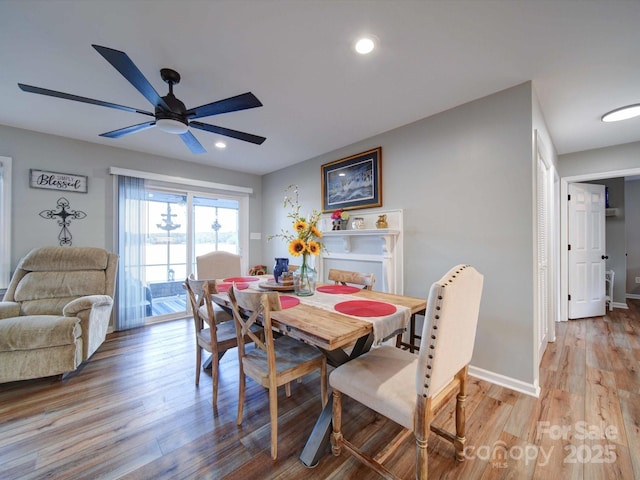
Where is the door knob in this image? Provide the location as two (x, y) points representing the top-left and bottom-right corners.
(602, 255), (609, 260)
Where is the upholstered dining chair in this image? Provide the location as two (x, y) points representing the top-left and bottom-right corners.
(327, 268), (375, 290)
(330, 264), (483, 479)
(184, 277), (259, 409)
(196, 250), (242, 281)
(228, 286), (328, 460)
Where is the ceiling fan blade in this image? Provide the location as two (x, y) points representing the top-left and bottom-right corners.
(18, 83), (154, 116)
(189, 121), (266, 145)
(92, 44), (169, 111)
(185, 92), (263, 120)
(99, 121), (156, 138)
(179, 131), (207, 154)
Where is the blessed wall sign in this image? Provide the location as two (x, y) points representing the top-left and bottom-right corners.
(30, 169), (88, 193)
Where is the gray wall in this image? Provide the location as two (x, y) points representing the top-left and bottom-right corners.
(559, 141), (640, 177)
(0, 125), (263, 270)
(262, 82), (542, 386)
(626, 180), (640, 296)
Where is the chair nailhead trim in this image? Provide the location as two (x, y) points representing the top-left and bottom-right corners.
(421, 264), (472, 397)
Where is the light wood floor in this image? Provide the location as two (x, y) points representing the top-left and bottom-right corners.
(1, 300), (639, 479)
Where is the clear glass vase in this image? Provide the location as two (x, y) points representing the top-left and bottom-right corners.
(293, 254), (316, 296)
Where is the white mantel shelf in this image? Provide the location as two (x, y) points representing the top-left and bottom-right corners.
(321, 229), (400, 255)
(318, 210), (403, 294)
(322, 229), (400, 237)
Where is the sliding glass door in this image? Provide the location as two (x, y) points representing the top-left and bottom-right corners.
(119, 185), (242, 325)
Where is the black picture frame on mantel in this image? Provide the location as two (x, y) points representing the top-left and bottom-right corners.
(321, 147), (382, 213)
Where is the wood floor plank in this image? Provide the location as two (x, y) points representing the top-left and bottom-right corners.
(618, 389), (640, 479)
(584, 367), (627, 448)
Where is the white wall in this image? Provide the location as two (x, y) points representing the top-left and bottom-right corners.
(262, 82), (539, 388)
(0, 125), (263, 270)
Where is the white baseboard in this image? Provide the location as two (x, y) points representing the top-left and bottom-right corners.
(626, 293), (640, 300)
(611, 302), (629, 310)
(468, 365), (540, 398)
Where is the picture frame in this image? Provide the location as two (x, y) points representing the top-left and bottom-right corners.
(321, 147), (382, 212)
(30, 169), (88, 193)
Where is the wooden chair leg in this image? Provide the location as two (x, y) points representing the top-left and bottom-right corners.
(269, 382), (279, 459)
(454, 368), (468, 461)
(331, 390), (343, 455)
(211, 350), (219, 408)
(195, 346), (201, 386)
(415, 397), (432, 480)
(285, 382), (291, 397)
(237, 371), (245, 425)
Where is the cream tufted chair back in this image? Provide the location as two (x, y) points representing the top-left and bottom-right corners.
(417, 264), (484, 399)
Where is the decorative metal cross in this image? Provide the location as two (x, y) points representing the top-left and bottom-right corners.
(39, 197), (87, 246)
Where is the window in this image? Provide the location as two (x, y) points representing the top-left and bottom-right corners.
(0, 156), (11, 288)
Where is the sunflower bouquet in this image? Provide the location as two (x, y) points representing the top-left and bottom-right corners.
(269, 184), (323, 257)
(268, 184), (322, 295)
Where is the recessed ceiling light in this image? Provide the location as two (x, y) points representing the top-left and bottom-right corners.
(215, 141), (227, 149)
(354, 36), (377, 55)
(601, 104), (640, 122)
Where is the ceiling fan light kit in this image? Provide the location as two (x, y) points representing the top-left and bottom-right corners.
(18, 45), (266, 154)
(156, 118), (188, 134)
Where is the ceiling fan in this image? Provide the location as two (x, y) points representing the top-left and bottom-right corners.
(18, 44), (266, 154)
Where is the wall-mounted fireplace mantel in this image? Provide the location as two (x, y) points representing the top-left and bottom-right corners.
(318, 210), (403, 294)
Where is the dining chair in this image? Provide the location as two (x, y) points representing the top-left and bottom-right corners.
(196, 250), (242, 280)
(327, 268), (375, 290)
(184, 277), (259, 409)
(330, 264), (483, 479)
(228, 286), (328, 460)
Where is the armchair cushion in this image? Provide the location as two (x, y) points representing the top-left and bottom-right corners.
(14, 271), (108, 316)
(0, 315), (81, 351)
(0, 302), (20, 319)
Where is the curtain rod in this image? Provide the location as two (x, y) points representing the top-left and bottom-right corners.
(108, 167), (253, 195)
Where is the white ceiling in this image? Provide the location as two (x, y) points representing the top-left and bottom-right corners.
(1, 1), (639, 175)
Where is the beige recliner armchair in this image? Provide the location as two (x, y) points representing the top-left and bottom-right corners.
(0, 246), (118, 383)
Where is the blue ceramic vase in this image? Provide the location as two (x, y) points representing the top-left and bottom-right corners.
(273, 257), (289, 284)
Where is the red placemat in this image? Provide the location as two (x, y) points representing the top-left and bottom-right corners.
(216, 282), (249, 293)
(334, 300), (397, 317)
(316, 285), (360, 294)
(223, 276), (260, 283)
(279, 295), (300, 309)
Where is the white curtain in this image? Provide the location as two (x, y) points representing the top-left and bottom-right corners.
(116, 175), (148, 330)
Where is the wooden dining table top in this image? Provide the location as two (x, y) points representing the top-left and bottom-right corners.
(210, 278), (426, 352)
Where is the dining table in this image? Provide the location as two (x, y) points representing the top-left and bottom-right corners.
(209, 275), (427, 467)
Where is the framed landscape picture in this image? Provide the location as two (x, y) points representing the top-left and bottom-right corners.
(321, 147), (382, 212)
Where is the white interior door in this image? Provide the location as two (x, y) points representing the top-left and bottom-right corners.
(568, 182), (606, 319)
(536, 140), (550, 363)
